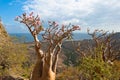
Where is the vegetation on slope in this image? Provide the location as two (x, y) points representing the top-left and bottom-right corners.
(56, 30), (120, 80)
(0, 23), (30, 79)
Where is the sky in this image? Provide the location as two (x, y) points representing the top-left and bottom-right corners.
(0, 0), (120, 33)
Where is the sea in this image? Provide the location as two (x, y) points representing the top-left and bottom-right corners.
(9, 33), (91, 43)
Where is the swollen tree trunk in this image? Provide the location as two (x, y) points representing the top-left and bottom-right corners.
(31, 50), (56, 80)
(30, 35), (58, 80)
(31, 53), (56, 80)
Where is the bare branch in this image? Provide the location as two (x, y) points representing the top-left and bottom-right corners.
(52, 44), (61, 73)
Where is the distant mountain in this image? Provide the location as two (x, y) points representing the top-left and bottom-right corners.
(9, 33), (92, 42)
(112, 32), (120, 40)
(62, 32), (120, 63)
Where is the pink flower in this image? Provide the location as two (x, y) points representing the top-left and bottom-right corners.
(36, 17), (40, 21)
(28, 16), (31, 19)
(30, 12), (33, 16)
(55, 24), (59, 27)
(52, 21), (58, 27)
(73, 25), (81, 30)
(36, 21), (41, 25)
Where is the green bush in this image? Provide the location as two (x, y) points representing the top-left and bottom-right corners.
(78, 57), (112, 80)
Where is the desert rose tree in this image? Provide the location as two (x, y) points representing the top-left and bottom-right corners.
(15, 12), (80, 80)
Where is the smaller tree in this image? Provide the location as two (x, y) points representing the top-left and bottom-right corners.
(87, 29), (120, 62)
(76, 29), (120, 80)
(15, 12), (80, 80)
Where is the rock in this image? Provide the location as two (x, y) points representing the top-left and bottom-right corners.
(1, 76), (15, 80)
(0, 76), (24, 80)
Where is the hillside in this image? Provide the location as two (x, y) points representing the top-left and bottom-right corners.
(62, 32), (120, 64)
(0, 23), (8, 37)
(26, 32), (120, 67)
(0, 23), (27, 80)
(0, 22), (9, 45)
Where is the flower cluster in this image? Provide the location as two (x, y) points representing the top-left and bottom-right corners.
(42, 21), (81, 44)
(15, 12), (43, 35)
(15, 12), (81, 43)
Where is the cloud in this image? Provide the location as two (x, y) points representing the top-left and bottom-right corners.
(22, 0), (120, 32)
(22, 0), (97, 21)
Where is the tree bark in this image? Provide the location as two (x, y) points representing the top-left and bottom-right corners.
(30, 38), (56, 80)
(31, 50), (56, 80)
